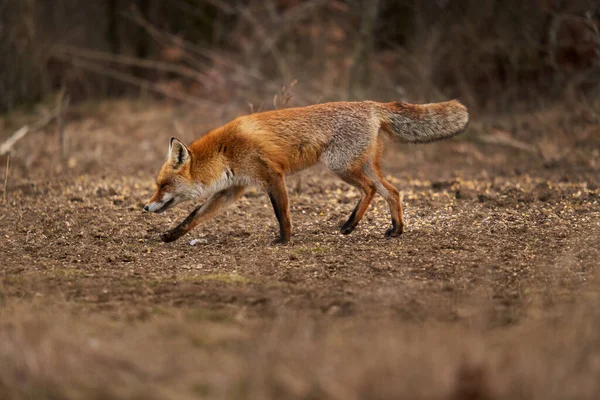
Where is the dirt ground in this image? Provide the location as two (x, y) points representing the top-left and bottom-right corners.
(1, 100), (600, 399)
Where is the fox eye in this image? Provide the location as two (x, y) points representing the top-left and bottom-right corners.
(158, 183), (167, 190)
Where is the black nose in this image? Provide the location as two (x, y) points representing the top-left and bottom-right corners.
(143, 205), (149, 212)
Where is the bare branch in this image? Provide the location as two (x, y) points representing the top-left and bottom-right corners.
(126, 6), (265, 82)
(53, 45), (213, 86)
(54, 55), (215, 108)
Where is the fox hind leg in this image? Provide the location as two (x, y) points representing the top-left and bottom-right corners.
(337, 169), (377, 235)
(322, 131), (384, 236)
(378, 176), (404, 237)
(364, 156), (404, 238)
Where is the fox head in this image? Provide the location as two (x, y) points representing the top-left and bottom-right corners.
(144, 138), (198, 213)
(144, 137), (232, 213)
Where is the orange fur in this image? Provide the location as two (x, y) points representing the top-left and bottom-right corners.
(144, 100), (469, 243)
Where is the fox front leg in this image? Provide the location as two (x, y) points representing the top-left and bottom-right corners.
(160, 186), (245, 243)
(160, 203), (203, 243)
(267, 174), (291, 245)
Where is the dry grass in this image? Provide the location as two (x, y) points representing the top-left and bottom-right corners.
(2, 294), (600, 400)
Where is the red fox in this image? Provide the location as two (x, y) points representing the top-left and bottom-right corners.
(144, 100), (469, 244)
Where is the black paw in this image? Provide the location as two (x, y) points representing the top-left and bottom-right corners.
(340, 221), (356, 235)
(340, 226), (355, 235)
(161, 231), (178, 243)
(270, 237), (290, 246)
(385, 227), (403, 238)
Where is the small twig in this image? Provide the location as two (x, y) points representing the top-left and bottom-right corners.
(0, 106), (61, 156)
(479, 129), (538, 153)
(273, 80), (298, 110)
(0, 127), (29, 157)
(58, 94), (70, 160)
(3, 155), (9, 204)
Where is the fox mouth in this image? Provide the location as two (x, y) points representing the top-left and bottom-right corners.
(155, 198), (175, 213)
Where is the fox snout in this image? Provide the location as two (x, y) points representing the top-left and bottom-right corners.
(144, 198), (175, 213)
(144, 192), (176, 214)
(144, 199), (173, 213)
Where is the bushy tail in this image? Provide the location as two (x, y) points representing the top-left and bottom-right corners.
(376, 100), (469, 143)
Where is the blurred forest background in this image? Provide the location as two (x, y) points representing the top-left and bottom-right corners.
(1, 0), (599, 115)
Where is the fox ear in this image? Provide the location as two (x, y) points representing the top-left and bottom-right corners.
(168, 137), (190, 167)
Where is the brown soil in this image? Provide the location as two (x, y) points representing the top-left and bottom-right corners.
(1, 100), (600, 399)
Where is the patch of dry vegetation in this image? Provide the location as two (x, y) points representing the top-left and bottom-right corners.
(2, 292), (600, 400)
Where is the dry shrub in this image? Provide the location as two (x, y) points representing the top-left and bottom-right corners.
(2, 290), (600, 400)
(0, 309), (160, 400)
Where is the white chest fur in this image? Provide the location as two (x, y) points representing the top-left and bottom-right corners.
(196, 170), (254, 197)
